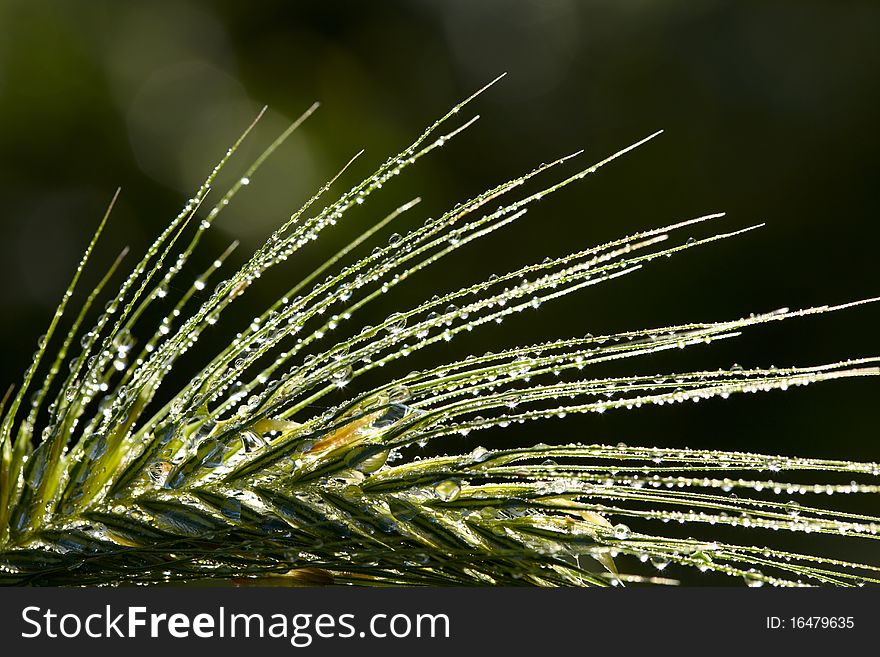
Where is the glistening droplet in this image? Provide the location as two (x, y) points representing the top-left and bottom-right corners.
(433, 479), (461, 502)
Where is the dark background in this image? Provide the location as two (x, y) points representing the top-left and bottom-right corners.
(0, 0), (878, 581)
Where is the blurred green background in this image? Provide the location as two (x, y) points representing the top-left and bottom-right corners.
(0, 0), (878, 580)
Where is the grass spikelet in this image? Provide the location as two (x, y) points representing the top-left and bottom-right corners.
(0, 79), (877, 587)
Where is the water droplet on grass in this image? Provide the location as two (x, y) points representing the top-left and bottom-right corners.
(613, 523), (631, 539)
(385, 312), (406, 333)
(433, 479), (461, 502)
(147, 460), (173, 485)
(469, 446), (490, 463)
(332, 365), (353, 386)
(221, 498), (241, 520)
(240, 430), (266, 452)
(650, 556), (670, 571)
(743, 570), (765, 587)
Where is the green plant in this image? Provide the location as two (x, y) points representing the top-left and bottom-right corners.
(1, 77), (877, 587)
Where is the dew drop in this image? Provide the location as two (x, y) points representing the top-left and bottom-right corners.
(371, 403), (409, 428)
(85, 436), (108, 459)
(433, 479), (461, 502)
(388, 384), (410, 403)
(221, 498), (242, 520)
(147, 460), (173, 486)
(332, 365), (353, 386)
(389, 498), (418, 521)
(385, 312), (407, 333)
(25, 443), (49, 489)
(650, 556), (670, 571)
(743, 570), (765, 587)
(200, 440), (228, 468)
(469, 446), (490, 463)
(240, 430), (266, 452)
(355, 449), (389, 473)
